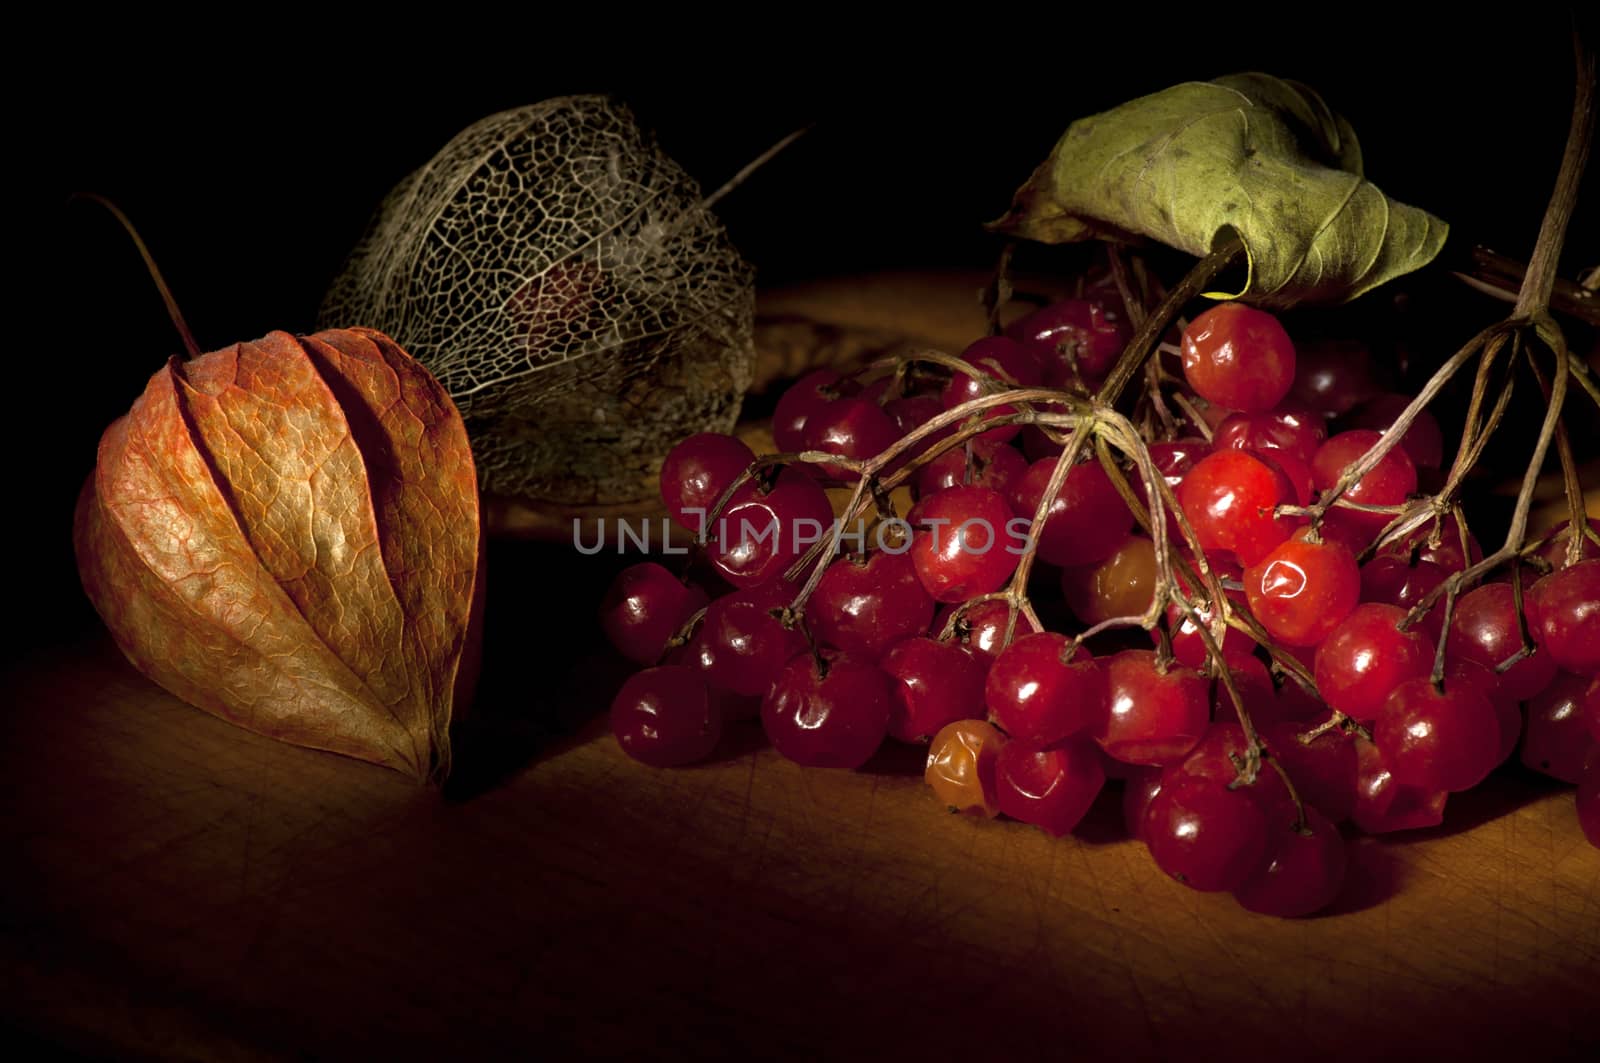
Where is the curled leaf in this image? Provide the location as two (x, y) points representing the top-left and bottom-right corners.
(991, 73), (1449, 307)
(321, 95), (756, 505)
(74, 329), (483, 782)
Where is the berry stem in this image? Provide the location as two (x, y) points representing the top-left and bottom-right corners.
(1095, 234), (1245, 407)
(70, 193), (202, 361)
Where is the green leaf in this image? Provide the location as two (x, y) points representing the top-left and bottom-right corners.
(990, 74), (1449, 307)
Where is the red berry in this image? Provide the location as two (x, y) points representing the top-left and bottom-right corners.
(1213, 403), (1327, 464)
(1351, 737), (1447, 834)
(773, 369), (860, 452)
(1006, 297), (1131, 385)
(1166, 722), (1296, 827)
(610, 666), (722, 767)
(1180, 303), (1297, 413)
(1447, 583), (1559, 701)
(807, 550), (934, 660)
(985, 633), (1107, 744)
(1132, 438), (1210, 540)
(659, 432), (756, 533)
(761, 651), (893, 769)
(995, 738), (1106, 836)
(1527, 560), (1600, 676)
(1144, 774), (1269, 892)
(909, 486), (1022, 603)
(695, 581), (807, 698)
(936, 598), (1034, 670)
(711, 467), (835, 588)
(1349, 393), (1445, 470)
(1262, 721), (1358, 823)
(1095, 649), (1211, 766)
(914, 439), (1027, 499)
(1244, 530), (1361, 647)
(1314, 603), (1432, 721)
(599, 563), (709, 665)
(1011, 457), (1133, 567)
(1521, 671), (1599, 783)
(940, 337), (1041, 445)
(1311, 430), (1417, 551)
(1176, 449), (1295, 565)
(1533, 518), (1600, 570)
(882, 637), (987, 742)
(1376, 676), (1501, 793)
(1291, 339), (1379, 417)
(1233, 806), (1347, 917)
(1123, 768), (1164, 843)
(802, 397), (900, 480)
(1162, 559), (1257, 669)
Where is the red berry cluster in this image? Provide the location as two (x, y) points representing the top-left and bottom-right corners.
(601, 292), (1600, 917)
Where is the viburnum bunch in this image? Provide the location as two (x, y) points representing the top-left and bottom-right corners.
(598, 53), (1599, 915)
(599, 256), (1598, 916)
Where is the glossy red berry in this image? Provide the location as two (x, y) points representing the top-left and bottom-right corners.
(610, 666), (722, 767)
(1095, 650), (1211, 766)
(1123, 768), (1164, 843)
(1311, 430), (1418, 550)
(1012, 457), (1133, 567)
(1521, 671), (1599, 783)
(1144, 774), (1269, 892)
(807, 550), (934, 660)
(695, 581), (808, 698)
(711, 467), (835, 588)
(1176, 449), (1295, 565)
(1180, 303), (1296, 413)
(909, 486), (1022, 603)
(1290, 339), (1379, 417)
(1244, 530), (1361, 646)
(1349, 393), (1445, 470)
(940, 337), (1041, 445)
(1376, 676), (1501, 793)
(1261, 721), (1357, 823)
(1213, 403), (1327, 465)
(762, 651), (893, 769)
(659, 432), (756, 533)
(802, 397), (900, 480)
(1350, 737), (1447, 834)
(882, 637), (988, 742)
(1527, 561), (1600, 676)
(1533, 518), (1600, 570)
(1162, 559), (1257, 669)
(994, 737), (1106, 836)
(1314, 603), (1432, 720)
(1165, 722), (1295, 827)
(773, 369), (860, 452)
(936, 598), (1034, 670)
(1446, 583), (1559, 701)
(1233, 807), (1347, 917)
(985, 633), (1106, 744)
(1132, 438), (1209, 540)
(599, 563), (709, 665)
(914, 439), (1027, 499)
(1006, 297), (1131, 385)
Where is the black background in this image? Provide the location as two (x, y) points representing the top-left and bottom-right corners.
(26, 15), (1598, 654)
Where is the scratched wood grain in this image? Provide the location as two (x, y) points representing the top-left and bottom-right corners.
(4, 630), (1598, 1060)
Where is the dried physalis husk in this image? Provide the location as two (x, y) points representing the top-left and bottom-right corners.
(74, 329), (483, 782)
(320, 95), (756, 505)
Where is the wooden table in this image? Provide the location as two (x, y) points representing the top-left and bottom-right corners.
(6, 276), (1597, 1059)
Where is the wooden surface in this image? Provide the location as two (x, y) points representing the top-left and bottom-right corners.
(5, 631), (1599, 1060)
(7, 274), (1599, 1059)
